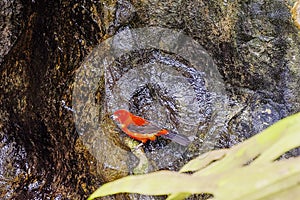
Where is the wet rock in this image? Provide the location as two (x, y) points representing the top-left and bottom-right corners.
(0, 0), (105, 199)
(0, 0), (23, 63)
(73, 27), (226, 175)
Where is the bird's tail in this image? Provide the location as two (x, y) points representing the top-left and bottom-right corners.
(161, 131), (191, 146)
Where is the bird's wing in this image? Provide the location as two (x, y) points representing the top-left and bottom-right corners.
(127, 123), (163, 134)
(131, 115), (148, 126)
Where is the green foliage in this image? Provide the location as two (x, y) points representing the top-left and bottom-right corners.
(88, 112), (300, 200)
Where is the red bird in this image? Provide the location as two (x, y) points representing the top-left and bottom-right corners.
(112, 109), (191, 146)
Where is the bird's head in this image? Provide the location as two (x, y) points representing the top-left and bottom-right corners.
(112, 109), (130, 123)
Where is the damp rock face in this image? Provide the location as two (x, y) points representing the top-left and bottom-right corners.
(0, 0), (22, 64)
(1, 0), (300, 199)
(73, 27), (226, 176)
(0, 0), (105, 199)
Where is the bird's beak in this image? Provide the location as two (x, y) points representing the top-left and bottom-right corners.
(111, 115), (118, 120)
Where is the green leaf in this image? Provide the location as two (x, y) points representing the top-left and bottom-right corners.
(212, 157), (300, 200)
(88, 157), (300, 200)
(87, 171), (215, 199)
(179, 149), (228, 173)
(194, 112), (300, 176)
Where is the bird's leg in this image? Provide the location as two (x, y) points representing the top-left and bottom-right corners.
(133, 142), (144, 151)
